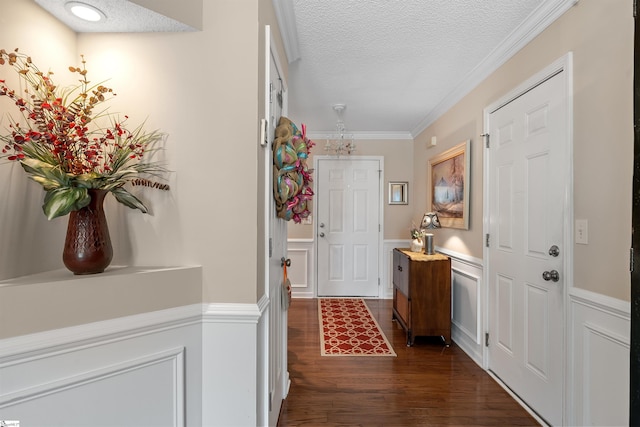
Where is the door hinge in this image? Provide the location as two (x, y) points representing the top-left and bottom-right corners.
(485, 234), (490, 247)
(634, 0), (637, 17)
(378, 277), (381, 286)
(269, 237), (273, 258)
(379, 224), (381, 232)
(631, 247), (635, 273)
(485, 332), (490, 347)
(482, 133), (490, 148)
(269, 82), (273, 103)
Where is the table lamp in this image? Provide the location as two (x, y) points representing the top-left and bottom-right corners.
(420, 212), (441, 255)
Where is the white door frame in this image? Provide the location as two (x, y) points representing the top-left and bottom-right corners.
(482, 52), (573, 423)
(261, 25), (290, 427)
(313, 155), (385, 298)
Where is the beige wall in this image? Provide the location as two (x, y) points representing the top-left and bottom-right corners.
(80, 0), (261, 304)
(414, 0), (633, 301)
(0, 0), (284, 305)
(287, 138), (416, 240)
(0, 0), (78, 279)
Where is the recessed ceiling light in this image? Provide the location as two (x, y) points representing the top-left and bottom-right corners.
(65, 2), (105, 22)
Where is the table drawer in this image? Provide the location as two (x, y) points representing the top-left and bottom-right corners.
(393, 249), (410, 296)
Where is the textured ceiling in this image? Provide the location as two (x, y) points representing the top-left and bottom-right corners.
(283, 0), (576, 138)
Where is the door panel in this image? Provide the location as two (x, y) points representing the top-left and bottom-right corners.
(329, 189), (344, 232)
(265, 31), (288, 427)
(496, 274), (514, 353)
(329, 245), (344, 281)
(487, 68), (568, 426)
(317, 158), (380, 297)
(525, 284), (549, 377)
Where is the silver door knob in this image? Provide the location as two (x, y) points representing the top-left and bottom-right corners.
(542, 270), (560, 282)
(319, 232), (325, 237)
(319, 223), (325, 228)
(549, 245), (560, 257)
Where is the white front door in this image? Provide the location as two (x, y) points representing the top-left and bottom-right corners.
(486, 58), (570, 426)
(316, 157), (381, 297)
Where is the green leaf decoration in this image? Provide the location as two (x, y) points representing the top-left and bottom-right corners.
(42, 187), (90, 220)
(74, 172), (102, 188)
(20, 158), (70, 190)
(112, 187), (148, 213)
(29, 175), (63, 190)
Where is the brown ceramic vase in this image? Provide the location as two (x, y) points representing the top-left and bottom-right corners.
(62, 189), (113, 275)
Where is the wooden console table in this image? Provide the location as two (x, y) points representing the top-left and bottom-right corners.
(392, 248), (451, 346)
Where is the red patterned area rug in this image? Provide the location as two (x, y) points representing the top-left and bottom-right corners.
(319, 298), (396, 357)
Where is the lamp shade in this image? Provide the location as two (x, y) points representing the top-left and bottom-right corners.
(421, 212), (441, 230)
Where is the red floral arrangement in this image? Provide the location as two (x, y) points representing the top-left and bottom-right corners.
(0, 48), (168, 219)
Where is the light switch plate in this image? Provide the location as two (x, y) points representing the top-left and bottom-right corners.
(301, 214), (313, 225)
(575, 219), (588, 244)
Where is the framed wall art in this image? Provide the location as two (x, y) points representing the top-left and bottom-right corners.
(428, 140), (470, 229)
(388, 181), (408, 205)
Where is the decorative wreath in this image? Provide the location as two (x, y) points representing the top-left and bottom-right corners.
(273, 116), (314, 223)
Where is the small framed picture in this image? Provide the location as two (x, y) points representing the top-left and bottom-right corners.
(388, 181), (408, 205)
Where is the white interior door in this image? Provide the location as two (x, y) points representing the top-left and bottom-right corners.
(316, 157), (381, 297)
(486, 61), (570, 426)
(265, 28), (288, 427)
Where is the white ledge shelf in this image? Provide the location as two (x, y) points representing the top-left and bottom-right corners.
(0, 265), (202, 340)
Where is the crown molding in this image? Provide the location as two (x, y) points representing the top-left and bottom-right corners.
(307, 131), (414, 141)
(272, 0), (301, 63)
(411, 0), (579, 137)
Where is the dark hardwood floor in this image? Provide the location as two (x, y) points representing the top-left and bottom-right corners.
(278, 298), (539, 426)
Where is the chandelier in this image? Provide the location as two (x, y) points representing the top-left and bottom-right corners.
(324, 104), (356, 156)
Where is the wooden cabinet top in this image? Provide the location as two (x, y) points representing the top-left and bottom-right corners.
(394, 248), (449, 263)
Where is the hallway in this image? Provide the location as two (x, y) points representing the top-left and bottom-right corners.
(278, 298), (539, 426)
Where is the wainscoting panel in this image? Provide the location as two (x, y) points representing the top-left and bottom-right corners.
(2, 348), (185, 426)
(567, 288), (630, 426)
(383, 240), (407, 299)
(287, 239), (314, 298)
(439, 248), (484, 366)
(451, 266), (482, 357)
(0, 310), (202, 426)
